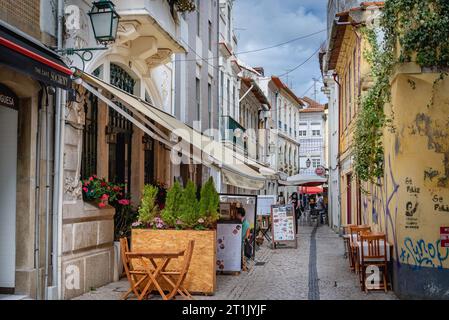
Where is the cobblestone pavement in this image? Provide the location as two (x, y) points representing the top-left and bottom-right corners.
(73, 225), (398, 300)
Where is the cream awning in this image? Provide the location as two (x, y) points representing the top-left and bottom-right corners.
(278, 174), (327, 186)
(221, 168), (265, 191)
(79, 71), (266, 188)
(236, 155), (277, 177)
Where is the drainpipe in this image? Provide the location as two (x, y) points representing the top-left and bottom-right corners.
(215, 0), (222, 192)
(50, 0), (65, 300)
(332, 72), (342, 230)
(35, 88), (43, 300)
(43, 86), (51, 300)
(274, 90), (281, 195)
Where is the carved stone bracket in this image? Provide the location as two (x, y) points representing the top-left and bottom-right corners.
(64, 175), (82, 201)
(65, 85), (86, 126)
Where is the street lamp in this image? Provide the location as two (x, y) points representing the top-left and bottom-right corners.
(57, 0), (121, 71)
(306, 158), (311, 169)
(88, 0), (120, 45)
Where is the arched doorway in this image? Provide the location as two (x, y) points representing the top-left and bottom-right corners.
(107, 63), (135, 192)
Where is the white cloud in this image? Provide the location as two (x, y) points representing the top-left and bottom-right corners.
(233, 0), (327, 102)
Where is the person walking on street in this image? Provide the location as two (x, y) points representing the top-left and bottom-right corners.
(236, 206), (252, 269)
(291, 192), (300, 233)
(278, 192), (286, 205)
(316, 193), (326, 224)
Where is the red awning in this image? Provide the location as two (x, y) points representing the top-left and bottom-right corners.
(300, 186), (323, 195)
(0, 21), (72, 89)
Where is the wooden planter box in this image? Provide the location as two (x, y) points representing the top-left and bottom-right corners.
(131, 229), (217, 295)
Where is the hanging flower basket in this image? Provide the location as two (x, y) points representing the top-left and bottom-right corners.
(170, 0), (196, 12)
(81, 175), (136, 240)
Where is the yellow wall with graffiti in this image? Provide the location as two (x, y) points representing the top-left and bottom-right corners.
(361, 67), (449, 270)
(333, 24), (449, 271)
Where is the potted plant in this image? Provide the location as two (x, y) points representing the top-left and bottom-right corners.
(131, 178), (220, 294)
(81, 175), (135, 281)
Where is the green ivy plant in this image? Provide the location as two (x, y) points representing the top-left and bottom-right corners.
(354, 0), (449, 182)
(354, 27), (393, 182)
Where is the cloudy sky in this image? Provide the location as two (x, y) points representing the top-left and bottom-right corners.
(233, 0), (327, 103)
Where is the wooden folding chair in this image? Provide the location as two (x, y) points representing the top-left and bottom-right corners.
(359, 233), (389, 293)
(119, 237), (150, 300)
(342, 224), (356, 260)
(160, 240), (195, 300)
(349, 225), (371, 273)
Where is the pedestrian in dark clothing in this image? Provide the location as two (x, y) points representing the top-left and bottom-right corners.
(291, 192), (300, 233)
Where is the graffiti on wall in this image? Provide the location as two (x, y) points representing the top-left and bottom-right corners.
(383, 157), (401, 264)
(365, 156), (400, 263)
(432, 194), (449, 213)
(400, 237), (449, 270)
(412, 113), (449, 188)
(424, 168), (440, 182)
(404, 177), (420, 230)
(371, 183), (380, 225)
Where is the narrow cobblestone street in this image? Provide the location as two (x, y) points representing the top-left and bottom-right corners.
(74, 226), (397, 300)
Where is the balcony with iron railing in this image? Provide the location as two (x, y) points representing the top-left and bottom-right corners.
(221, 115), (246, 152)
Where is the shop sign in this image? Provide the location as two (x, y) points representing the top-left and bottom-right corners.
(0, 84), (18, 110)
(441, 227), (449, 248)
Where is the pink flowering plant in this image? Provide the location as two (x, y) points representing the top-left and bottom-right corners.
(81, 175), (127, 207)
(81, 175), (136, 240)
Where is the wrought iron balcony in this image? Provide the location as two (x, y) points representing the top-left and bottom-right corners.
(221, 115), (246, 150)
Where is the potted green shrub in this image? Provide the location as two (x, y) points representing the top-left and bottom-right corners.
(131, 178), (220, 294)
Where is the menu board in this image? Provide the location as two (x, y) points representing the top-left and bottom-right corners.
(271, 204), (297, 248)
(257, 195), (277, 216)
(216, 221), (242, 272)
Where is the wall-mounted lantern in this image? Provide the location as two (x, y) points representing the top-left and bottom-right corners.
(306, 158), (311, 168)
(88, 0), (120, 45)
(57, 1), (121, 71)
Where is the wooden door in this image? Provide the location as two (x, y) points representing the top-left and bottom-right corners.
(346, 174), (352, 225)
(0, 105), (17, 290)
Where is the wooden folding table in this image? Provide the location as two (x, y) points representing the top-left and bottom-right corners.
(126, 249), (185, 300)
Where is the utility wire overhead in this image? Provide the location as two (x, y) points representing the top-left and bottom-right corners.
(174, 29), (326, 63)
(276, 46), (321, 78)
(237, 29), (326, 55)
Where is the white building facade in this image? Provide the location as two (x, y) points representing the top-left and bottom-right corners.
(262, 76), (303, 199)
(174, 0), (220, 189)
(322, 72), (341, 231)
(298, 97), (326, 177)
